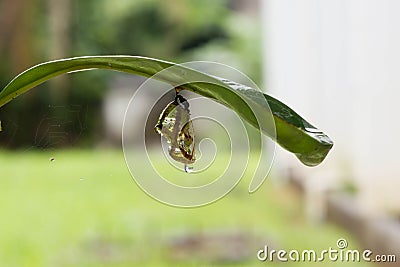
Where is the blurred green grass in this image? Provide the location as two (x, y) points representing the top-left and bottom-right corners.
(0, 149), (371, 267)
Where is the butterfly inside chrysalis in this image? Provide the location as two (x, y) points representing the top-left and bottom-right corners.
(154, 92), (195, 172)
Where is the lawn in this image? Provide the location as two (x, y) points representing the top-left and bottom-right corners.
(0, 149), (371, 266)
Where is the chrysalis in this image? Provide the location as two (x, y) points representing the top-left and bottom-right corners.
(155, 93), (195, 171)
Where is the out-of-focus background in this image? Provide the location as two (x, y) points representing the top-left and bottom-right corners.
(0, 0), (398, 266)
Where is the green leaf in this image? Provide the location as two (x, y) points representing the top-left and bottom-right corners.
(0, 56), (333, 166)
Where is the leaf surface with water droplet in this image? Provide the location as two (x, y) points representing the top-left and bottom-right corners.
(0, 56), (333, 166)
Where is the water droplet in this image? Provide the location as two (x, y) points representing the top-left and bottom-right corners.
(80, 177), (84, 181)
(184, 164), (193, 173)
(50, 157), (55, 162)
(305, 127), (322, 133)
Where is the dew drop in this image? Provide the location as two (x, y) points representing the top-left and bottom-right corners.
(305, 127), (322, 133)
(184, 164), (193, 173)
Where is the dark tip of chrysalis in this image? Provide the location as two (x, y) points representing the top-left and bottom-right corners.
(175, 86), (183, 94)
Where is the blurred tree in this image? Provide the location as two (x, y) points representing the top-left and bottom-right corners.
(0, 0), (38, 77)
(0, 0), (51, 147)
(47, 0), (71, 102)
(0, 0), (262, 148)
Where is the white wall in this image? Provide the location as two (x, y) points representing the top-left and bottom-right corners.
(262, 0), (400, 215)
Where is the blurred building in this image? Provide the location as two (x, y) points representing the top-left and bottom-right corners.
(262, 0), (400, 261)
